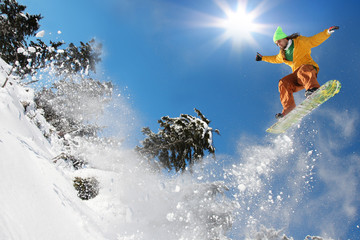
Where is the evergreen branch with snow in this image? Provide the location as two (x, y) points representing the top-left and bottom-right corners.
(136, 108), (220, 172)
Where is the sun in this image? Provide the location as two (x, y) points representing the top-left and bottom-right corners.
(222, 7), (256, 39)
(191, 0), (272, 50)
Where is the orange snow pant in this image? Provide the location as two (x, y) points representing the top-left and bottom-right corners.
(278, 64), (320, 116)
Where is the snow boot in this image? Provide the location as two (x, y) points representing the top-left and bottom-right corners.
(305, 88), (318, 98)
(275, 113), (284, 120)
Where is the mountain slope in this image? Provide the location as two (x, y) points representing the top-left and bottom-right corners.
(0, 59), (106, 240)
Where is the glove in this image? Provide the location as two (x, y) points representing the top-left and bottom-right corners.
(328, 26), (339, 34)
(256, 52), (263, 61)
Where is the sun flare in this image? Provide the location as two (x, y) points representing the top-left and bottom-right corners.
(222, 8), (256, 38)
(192, 0), (272, 50)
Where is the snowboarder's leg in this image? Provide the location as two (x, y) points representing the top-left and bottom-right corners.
(296, 64), (320, 90)
(278, 73), (298, 116)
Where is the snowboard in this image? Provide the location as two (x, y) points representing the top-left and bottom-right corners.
(266, 80), (341, 134)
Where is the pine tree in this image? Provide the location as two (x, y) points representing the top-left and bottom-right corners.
(136, 109), (220, 172)
(0, 0), (102, 81)
(0, 0), (42, 67)
(54, 40), (101, 76)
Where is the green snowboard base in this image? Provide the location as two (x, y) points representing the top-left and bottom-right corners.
(266, 80), (341, 134)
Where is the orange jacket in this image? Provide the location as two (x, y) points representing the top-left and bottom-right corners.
(262, 29), (331, 73)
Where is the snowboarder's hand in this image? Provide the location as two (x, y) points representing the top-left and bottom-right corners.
(256, 52), (262, 61)
(328, 26), (339, 34)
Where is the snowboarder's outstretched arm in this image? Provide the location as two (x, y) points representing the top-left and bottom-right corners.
(256, 52), (284, 64)
(304, 26), (339, 48)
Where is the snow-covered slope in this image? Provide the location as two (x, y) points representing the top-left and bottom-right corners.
(0, 59), (105, 240)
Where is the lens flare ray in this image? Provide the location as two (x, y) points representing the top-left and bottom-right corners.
(186, 0), (275, 51)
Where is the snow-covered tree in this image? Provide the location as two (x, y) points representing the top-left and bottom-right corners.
(136, 108), (220, 172)
(0, 0), (42, 73)
(0, 0), (102, 82)
(20, 38), (102, 80)
(0, 0), (110, 140)
(34, 77), (113, 138)
(73, 177), (99, 200)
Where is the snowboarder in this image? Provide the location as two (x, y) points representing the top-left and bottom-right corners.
(255, 26), (339, 119)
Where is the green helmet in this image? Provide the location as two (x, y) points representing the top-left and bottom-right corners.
(273, 26), (287, 43)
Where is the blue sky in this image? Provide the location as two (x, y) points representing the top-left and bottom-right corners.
(23, 0), (360, 239)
